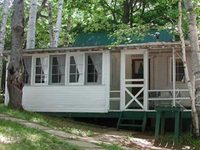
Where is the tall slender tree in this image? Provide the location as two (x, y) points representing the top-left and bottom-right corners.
(0, 0), (10, 90)
(0, 0), (10, 53)
(53, 0), (64, 47)
(48, 0), (64, 48)
(26, 0), (38, 49)
(7, 0), (24, 109)
(178, 0), (199, 137)
(184, 0), (200, 137)
(48, 0), (54, 48)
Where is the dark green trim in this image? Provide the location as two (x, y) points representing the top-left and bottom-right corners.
(42, 111), (191, 119)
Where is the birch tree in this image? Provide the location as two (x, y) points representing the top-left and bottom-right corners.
(7, 0), (24, 109)
(48, 1), (54, 48)
(184, 0), (200, 137)
(178, 0), (199, 137)
(0, 0), (10, 89)
(0, 0), (10, 53)
(26, 0), (38, 49)
(48, 0), (64, 47)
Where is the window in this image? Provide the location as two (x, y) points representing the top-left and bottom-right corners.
(171, 59), (185, 83)
(23, 56), (32, 84)
(34, 57), (48, 84)
(69, 55), (83, 83)
(86, 53), (102, 84)
(50, 55), (65, 84)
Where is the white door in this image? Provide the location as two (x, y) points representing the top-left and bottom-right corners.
(121, 50), (148, 111)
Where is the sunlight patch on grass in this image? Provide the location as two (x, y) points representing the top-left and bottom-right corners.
(0, 134), (17, 144)
(64, 127), (94, 137)
(25, 133), (41, 142)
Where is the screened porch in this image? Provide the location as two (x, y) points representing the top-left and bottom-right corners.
(109, 46), (191, 111)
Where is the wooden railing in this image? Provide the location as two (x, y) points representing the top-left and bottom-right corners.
(148, 89), (190, 110)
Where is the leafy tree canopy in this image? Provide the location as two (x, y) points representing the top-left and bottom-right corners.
(0, 0), (199, 49)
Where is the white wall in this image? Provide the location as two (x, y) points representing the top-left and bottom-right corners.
(22, 85), (107, 112)
(5, 50), (110, 113)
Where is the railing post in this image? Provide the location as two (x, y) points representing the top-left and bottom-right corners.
(172, 48), (176, 107)
(144, 50), (148, 111)
(120, 51), (125, 111)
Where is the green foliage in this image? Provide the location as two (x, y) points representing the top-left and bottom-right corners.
(110, 24), (148, 45)
(1, 0), (200, 49)
(0, 119), (79, 150)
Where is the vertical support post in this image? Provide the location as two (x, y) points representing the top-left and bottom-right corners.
(144, 50), (148, 111)
(174, 110), (180, 142)
(172, 48), (176, 107)
(155, 110), (161, 139)
(120, 51), (125, 111)
(103, 50), (110, 111)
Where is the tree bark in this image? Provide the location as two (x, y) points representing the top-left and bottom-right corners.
(0, 0), (10, 90)
(7, 0), (24, 110)
(0, 0), (9, 53)
(179, 0), (199, 137)
(122, 0), (130, 24)
(53, 0), (64, 47)
(48, 1), (54, 48)
(63, 10), (72, 47)
(26, 0), (38, 49)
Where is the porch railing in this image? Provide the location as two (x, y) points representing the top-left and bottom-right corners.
(148, 89), (191, 110)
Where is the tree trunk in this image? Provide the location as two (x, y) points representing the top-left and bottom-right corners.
(26, 0), (38, 49)
(53, 0), (64, 47)
(0, 0), (10, 90)
(179, 0), (199, 137)
(122, 0), (130, 24)
(0, 0), (9, 53)
(184, 0), (200, 137)
(48, 1), (54, 48)
(7, 0), (24, 110)
(63, 10), (72, 47)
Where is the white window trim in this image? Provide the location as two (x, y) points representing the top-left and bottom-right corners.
(49, 54), (66, 85)
(85, 52), (103, 85)
(32, 55), (49, 85)
(67, 52), (85, 85)
(169, 57), (185, 84)
(23, 56), (32, 85)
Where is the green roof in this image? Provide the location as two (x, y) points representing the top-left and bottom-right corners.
(73, 30), (174, 47)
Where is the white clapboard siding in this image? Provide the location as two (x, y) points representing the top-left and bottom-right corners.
(22, 85), (108, 112)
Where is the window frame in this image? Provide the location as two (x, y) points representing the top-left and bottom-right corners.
(32, 55), (49, 85)
(23, 55), (32, 85)
(67, 53), (85, 85)
(170, 57), (185, 84)
(85, 52), (103, 85)
(49, 54), (66, 85)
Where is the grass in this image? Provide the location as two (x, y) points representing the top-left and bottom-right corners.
(0, 104), (102, 137)
(0, 119), (79, 150)
(99, 143), (123, 150)
(155, 133), (200, 149)
(0, 104), (125, 150)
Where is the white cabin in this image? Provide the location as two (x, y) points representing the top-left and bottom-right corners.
(4, 31), (194, 115)
(4, 41), (192, 113)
